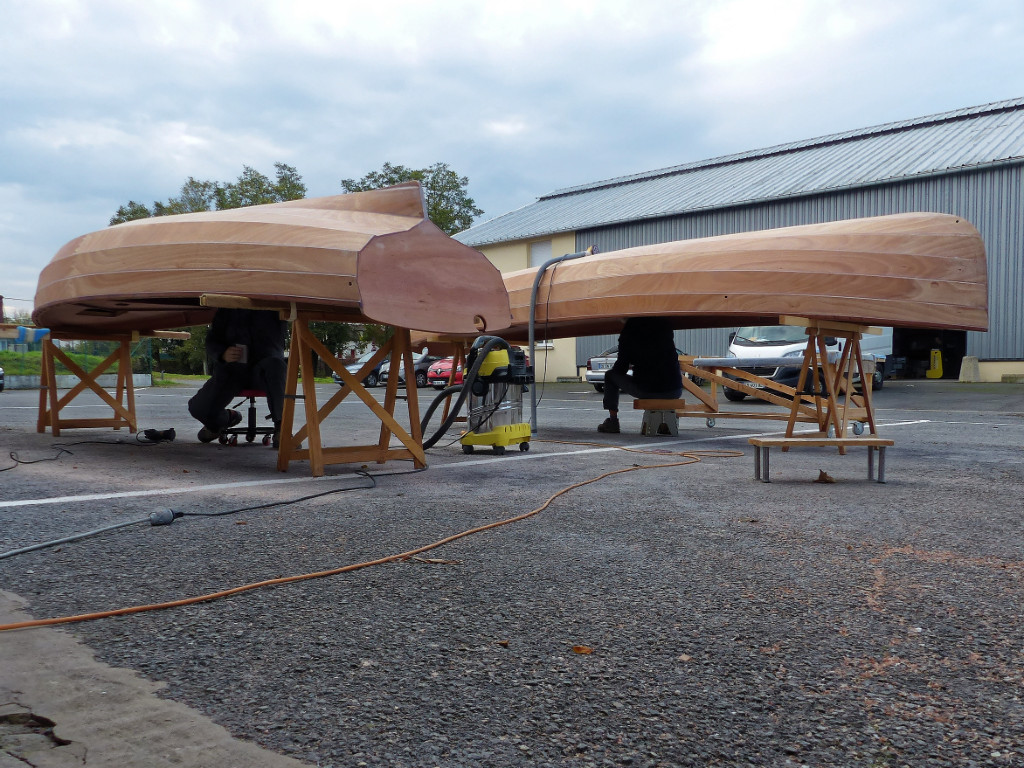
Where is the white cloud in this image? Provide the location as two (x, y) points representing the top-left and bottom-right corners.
(2, 0), (1024, 315)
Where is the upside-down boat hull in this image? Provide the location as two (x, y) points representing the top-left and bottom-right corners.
(501, 213), (988, 339)
(33, 182), (511, 335)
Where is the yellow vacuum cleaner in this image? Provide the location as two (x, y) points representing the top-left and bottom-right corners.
(460, 343), (533, 455)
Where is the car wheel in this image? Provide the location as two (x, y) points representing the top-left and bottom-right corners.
(724, 388), (746, 402)
(594, 384), (604, 393)
(871, 363), (885, 391)
(365, 372), (379, 387)
(415, 371), (428, 388)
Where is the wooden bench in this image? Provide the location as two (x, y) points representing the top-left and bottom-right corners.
(748, 436), (894, 483)
(633, 399), (685, 436)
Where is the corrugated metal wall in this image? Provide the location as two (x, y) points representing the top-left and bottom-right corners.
(575, 164), (1023, 365)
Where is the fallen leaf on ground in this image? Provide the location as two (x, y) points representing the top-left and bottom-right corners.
(815, 470), (836, 483)
(572, 645), (594, 654)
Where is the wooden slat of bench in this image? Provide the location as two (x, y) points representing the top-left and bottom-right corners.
(748, 437), (893, 448)
(633, 399), (686, 410)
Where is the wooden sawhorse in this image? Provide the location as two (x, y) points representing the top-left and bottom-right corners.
(275, 314), (427, 476)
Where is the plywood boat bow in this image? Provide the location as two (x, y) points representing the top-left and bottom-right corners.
(33, 182), (511, 335)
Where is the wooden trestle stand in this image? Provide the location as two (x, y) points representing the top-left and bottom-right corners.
(276, 313), (426, 476)
(37, 330), (188, 437)
(653, 316), (882, 440)
(636, 316), (894, 480)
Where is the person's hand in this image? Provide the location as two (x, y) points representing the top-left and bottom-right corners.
(223, 345), (244, 363)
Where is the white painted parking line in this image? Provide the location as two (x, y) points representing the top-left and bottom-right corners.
(0, 418), (935, 509)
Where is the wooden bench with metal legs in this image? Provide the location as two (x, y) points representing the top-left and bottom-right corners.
(632, 399), (681, 436)
(748, 436), (894, 483)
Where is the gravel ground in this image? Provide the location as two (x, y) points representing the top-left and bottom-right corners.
(1, 380), (1023, 767)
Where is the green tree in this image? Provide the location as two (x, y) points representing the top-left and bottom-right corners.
(340, 161), (483, 235)
(215, 163), (307, 209)
(109, 200), (153, 225)
(153, 177), (218, 216)
(111, 163), (307, 225)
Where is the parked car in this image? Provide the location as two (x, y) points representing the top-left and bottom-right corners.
(379, 353), (442, 388)
(584, 345), (685, 392)
(427, 357), (464, 389)
(584, 346), (618, 392)
(332, 348), (386, 388)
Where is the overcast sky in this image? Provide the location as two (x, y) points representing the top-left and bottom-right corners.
(3, 0), (1023, 318)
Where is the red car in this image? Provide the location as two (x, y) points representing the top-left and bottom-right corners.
(427, 357), (463, 389)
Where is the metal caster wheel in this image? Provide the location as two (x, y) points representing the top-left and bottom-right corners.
(218, 434), (229, 445)
(519, 442), (530, 452)
(462, 444), (474, 454)
(228, 434), (238, 446)
(706, 418), (716, 428)
(262, 435), (272, 446)
(852, 421), (865, 436)
(493, 445), (506, 455)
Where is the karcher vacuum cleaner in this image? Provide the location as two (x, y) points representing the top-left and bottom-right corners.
(420, 336), (534, 455)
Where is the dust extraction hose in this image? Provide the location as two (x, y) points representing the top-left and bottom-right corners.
(419, 335), (511, 449)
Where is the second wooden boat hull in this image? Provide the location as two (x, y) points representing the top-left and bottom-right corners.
(500, 213), (988, 339)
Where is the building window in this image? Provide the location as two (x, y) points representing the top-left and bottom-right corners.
(529, 240), (552, 268)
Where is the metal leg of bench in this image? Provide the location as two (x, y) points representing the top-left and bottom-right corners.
(757, 446), (771, 483)
(868, 446), (875, 481)
(877, 446), (887, 484)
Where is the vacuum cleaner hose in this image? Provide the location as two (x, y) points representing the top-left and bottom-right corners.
(420, 336), (511, 449)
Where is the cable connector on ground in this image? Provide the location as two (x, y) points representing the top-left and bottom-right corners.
(149, 507), (183, 526)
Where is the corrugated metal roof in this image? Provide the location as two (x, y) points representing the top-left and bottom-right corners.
(456, 97), (1024, 247)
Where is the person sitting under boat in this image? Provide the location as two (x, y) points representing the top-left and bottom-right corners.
(188, 308), (287, 447)
(598, 316), (683, 434)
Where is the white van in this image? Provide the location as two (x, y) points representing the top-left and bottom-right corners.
(724, 325), (892, 401)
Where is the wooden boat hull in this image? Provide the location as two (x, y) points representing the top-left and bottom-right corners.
(33, 182), (511, 335)
(502, 213), (988, 339)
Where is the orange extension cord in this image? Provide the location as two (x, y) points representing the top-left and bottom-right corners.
(0, 446), (741, 633)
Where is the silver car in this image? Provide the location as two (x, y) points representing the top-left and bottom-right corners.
(584, 346), (618, 392)
(585, 345), (687, 392)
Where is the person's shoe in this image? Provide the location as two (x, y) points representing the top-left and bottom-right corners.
(597, 417), (620, 434)
(197, 410), (242, 443)
(271, 421), (281, 450)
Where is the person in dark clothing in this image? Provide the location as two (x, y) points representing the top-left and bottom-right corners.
(598, 316), (683, 434)
(188, 308), (288, 446)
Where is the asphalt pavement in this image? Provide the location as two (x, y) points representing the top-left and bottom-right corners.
(1, 379), (1023, 767)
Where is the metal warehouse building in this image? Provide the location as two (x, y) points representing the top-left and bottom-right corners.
(456, 97), (1024, 383)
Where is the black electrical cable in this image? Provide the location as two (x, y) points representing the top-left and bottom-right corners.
(2, 446), (73, 471)
(182, 470), (377, 517)
(0, 517), (150, 560)
(3, 433), (180, 473)
(0, 470), (391, 562)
